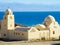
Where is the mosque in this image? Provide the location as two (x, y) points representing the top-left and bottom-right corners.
(0, 8), (60, 41)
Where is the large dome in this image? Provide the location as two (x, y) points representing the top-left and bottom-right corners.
(44, 15), (55, 22)
(43, 15), (56, 27)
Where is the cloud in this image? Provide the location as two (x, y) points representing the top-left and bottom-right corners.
(0, 0), (60, 5)
(0, 0), (60, 11)
(0, 3), (60, 11)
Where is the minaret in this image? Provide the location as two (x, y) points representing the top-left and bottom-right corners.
(1, 8), (15, 30)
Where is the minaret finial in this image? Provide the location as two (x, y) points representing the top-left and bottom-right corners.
(5, 8), (13, 15)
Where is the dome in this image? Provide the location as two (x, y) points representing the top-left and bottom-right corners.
(44, 15), (55, 23)
(47, 15), (55, 22)
(35, 24), (46, 29)
(43, 15), (56, 27)
(38, 24), (46, 28)
(34, 24), (47, 30)
(5, 8), (13, 15)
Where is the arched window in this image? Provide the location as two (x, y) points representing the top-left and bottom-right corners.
(53, 31), (55, 34)
(4, 34), (6, 36)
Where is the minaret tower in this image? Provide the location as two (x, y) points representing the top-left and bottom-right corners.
(1, 8), (15, 30)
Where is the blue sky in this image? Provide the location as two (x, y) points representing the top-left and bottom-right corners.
(0, 0), (60, 11)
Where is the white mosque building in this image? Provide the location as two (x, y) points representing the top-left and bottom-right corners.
(0, 8), (60, 41)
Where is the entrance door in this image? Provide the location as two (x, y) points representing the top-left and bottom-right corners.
(59, 36), (60, 40)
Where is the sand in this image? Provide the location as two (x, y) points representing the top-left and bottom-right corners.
(0, 41), (60, 45)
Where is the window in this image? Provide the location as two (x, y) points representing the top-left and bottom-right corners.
(4, 34), (6, 36)
(53, 31), (55, 34)
(14, 32), (20, 35)
(22, 33), (23, 35)
(10, 16), (12, 19)
(18, 33), (20, 35)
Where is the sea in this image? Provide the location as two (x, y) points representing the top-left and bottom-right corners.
(0, 12), (60, 26)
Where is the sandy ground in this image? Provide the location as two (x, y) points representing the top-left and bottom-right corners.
(0, 41), (60, 45)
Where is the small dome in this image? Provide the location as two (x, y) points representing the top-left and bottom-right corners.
(38, 24), (46, 28)
(5, 8), (13, 15)
(35, 24), (46, 28)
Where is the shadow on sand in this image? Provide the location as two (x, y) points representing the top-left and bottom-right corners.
(52, 43), (60, 45)
(0, 38), (22, 42)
